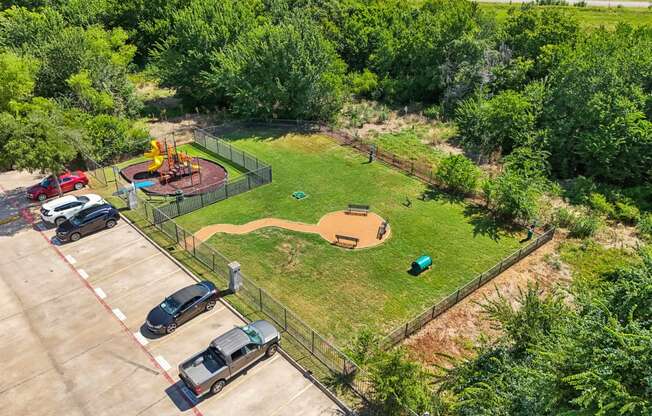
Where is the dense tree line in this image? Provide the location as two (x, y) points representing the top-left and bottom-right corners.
(2, 0), (649, 188)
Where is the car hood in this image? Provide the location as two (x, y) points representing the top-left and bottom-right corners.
(26, 184), (43, 194)
(250, 320), (279, 343)
(147, 305), (173, 326)
(84, 194), (104, 206)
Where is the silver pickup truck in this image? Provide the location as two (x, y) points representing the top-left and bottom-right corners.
(179, 320), (280, 397)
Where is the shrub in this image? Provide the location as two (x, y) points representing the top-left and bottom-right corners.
(554, 207), (575, 229)
(348, 69), (379, 98)
(615, 201), (640, 225)
(569, 213), (602, 239)
(637, 214), (652, 240)
(565, 176), (597, 205)
(588, 192), (615, 218)
(435, 154), (481, 195)
(423, 105), (442, 120)
(483, 171), (544, 223)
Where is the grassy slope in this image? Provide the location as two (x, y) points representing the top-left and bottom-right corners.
(480, 3), (652, 28)
(174, 133), (522, 344)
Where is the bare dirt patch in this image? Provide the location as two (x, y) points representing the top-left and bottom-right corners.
(404, 232), (571, 369)
(194, 210), (391, 249)
(147, 114), (217, 144)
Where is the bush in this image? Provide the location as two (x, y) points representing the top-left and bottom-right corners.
(565, 176), (597, 205)
(615, 201), (640, 225)
(554, 207), (575, 229)
(637, 214), (652, 240)
(569, 213), (602, 239)
(348, 69), (379, 98)
(589, 192), (615, 218)
(423, 105), (442, 120)
(483, 170), (544, 223)
(435, 154), (481, 195)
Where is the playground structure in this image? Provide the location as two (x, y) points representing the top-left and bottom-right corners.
(120, 138), (229, 197)
(144, 139), (201, 186)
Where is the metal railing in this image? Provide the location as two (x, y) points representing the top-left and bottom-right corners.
(131, 195), (375, 401)
(382, 226), (556, 348)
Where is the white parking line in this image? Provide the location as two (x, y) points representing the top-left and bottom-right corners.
(94, 287), (107, 299)
(155, 355), (171, 372)
(64, 254), (76, 264)
(77, 269), (89, 279)
(112, 308), (126, 321)
(134, 331), (149, 346)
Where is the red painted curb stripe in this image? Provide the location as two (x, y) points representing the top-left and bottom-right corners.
(1, 186), (203, 416)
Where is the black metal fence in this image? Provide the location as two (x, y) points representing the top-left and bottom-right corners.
(382, 226), (556, 348)
(132, 196), (375, 402)
(79, 151), (108, 185)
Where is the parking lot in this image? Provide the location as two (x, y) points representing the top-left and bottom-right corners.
(0, 171), (344, 416)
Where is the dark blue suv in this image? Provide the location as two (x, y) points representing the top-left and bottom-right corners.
(56, 203), (120, 242)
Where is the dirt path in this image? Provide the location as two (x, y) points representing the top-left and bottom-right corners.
(194, 210), (391, 249)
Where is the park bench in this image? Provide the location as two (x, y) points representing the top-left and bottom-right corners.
(377, 221), (388, 240)
(347, 204), (370, 216)
(335, 234), (359, 248)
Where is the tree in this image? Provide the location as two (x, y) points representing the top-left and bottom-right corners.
(456, 82), (545, 157)
(368, 347), (438, 415)
(1, 98), (79, 195)
(208, 18), (346, 120)
(434, 154), (481, 195)
(0, 51), (37, 111)
(151, 0), (263, 104)
(543, 26), (652, 185)
(500, 5), (579, 78)
(482, 169), (544, 223)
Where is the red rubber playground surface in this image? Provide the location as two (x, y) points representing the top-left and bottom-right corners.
(120, 158), (228, 196)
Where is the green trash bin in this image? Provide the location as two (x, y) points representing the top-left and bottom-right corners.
(411, 255), (432, 275)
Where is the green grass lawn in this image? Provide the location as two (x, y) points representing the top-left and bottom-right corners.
(480, 3), (652, 28)
(174, 132), (524, 345)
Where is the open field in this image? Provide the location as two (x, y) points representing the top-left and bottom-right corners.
(164, 132), (524, 345)
(480, 3), (652, 28)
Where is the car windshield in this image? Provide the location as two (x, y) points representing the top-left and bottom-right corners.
(40, 178), (51, 187)
(77, 196), (89, 203)
(160, 297), (181, 315)
(69, 215), (82, 226)
(241, 325), (263, 344)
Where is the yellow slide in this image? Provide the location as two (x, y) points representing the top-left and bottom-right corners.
(144, 140), (165, 173)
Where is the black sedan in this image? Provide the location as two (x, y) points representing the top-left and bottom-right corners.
(146, 281), (219, 334)
(56, 203), (120, 242)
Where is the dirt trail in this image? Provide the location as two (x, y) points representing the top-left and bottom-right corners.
(194, 210), (391, 249)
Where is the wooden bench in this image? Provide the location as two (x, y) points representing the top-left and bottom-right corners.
(335, 234), (359, 248)
(347, 204), (370, 216)
(377, 221), (388, 240)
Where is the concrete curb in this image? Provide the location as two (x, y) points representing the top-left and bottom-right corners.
(119, 212), (354, 415)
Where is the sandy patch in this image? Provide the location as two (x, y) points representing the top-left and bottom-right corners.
(194, 210), (391, 249)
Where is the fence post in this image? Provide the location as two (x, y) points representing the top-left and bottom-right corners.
(174, 222), (179, 243)
(247, 173), (251, 190)
(200, 192), (204, 207)
(311, 331), (315, 353)
(411, 161), (414, 174)
(182, 228), (187, 250)
(258, 288), (263, 311)
(455, 289), (460, 303)
(284, 308), (288, 331)
(192, 236), (196, 256)
(431, 304), (437, 319)
(404, 322), (409, 338)
(211, 253), (215, 271)
(175, 198), (181, 217)
(498, 260), (504, 273)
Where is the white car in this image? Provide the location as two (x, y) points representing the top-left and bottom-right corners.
(40, 194), (106, 226)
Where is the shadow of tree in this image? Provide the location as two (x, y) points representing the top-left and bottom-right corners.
(463, 203), (520, 241)
(419, 186), (465, 205)
(0, 188), (37, 237)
